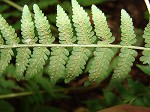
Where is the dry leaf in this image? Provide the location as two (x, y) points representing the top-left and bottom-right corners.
(98, 104), (150, 112)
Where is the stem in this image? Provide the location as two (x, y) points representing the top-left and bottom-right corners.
(0, 44), (150, 51)
(144, 0), (150, 14)
(128, 92), (150, 104)
(2, 0), (58, 32)
(0, 84), (98, 99)
(0, 91), (44, 99)
(2, 0), (23, 11)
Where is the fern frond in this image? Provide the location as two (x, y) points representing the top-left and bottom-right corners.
(0, 14), (19, 75)
(26, 47), (50, 78)
(0, 34), (3, 57)
(86, 47), (114, 85)
(65, 47), (91, 83)
(16, 48), (31, 79)
(112, 48), (137, 81)
(71, 0), (96, 44)
(0, 34), (14, 76)
(48, 5), (75, 84)
(0, 34), (6, 75)
(140, 19), (150, 65)
(0, 34), (4, 60)
(0, 14), (20, 45)
(91, 5), (115, 43)
(49, 47), (69, 84)
(120, 9), (136, 46)
(112, 9), (137, 82)
(0, 34), (13, 75)
(33, 4), (54, 44)
(0, 3), (149, 85)
(21, 5), (37, 44)
(16, 5), (36, 79)
(56, 5), (76, 44)
(0, 34), (4, 45)
(0, 49), (14, 75)
(26, 4), (54, 78)
(64, 0), (95, 83)
(85, 5), (115, 85)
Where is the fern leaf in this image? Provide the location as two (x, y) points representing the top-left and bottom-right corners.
(0, 34), (3, 58)
(0, 14), (19, 45)
(16, 5), (36, 79)
(91, 5), (115, 43)
(21, 5), (37, 44)
(0, 34), (4, 61)
(33, 4), (54, 44)
(0, 34), (4, 45)
(16, 48), (31, 79)
(120, 9), (136, 46)
(112, 9), (137, 82)
(112, 48), (137, 81)
(49, 47), (69, 84)
(48, 5), (75, 84)
(0, 34), (13, 76)
(26, 47), (50, 78)
(0, 49), (14, 75)
(26, 4), (54, 78)
(0, 3), (148, 85)
(65, 47), (91, 83)
(85, 5), (115, 85)
(0, 14), (19, 75)
(64, 0), (95, 83)
(140, 19), (150, 65)
(86, 47), (114, 85)
(0, 34), (12, 76)
(56, 5), (76, 44)
(71, 0), (96, 44)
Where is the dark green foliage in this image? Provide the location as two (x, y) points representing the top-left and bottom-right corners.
(137, 64), (150, 76)
(0, 70), (67, 112)
(0, 100), (14, 112)
(85, 99), (103, 112)
(78, 0), (105, 6)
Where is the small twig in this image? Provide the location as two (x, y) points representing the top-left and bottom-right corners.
(2, 0), (58, 32)
(0, 91), (45, 99)
(0, 84), (99, 99)
(128, 92), (150, 104)
(2, 0), (23, 11)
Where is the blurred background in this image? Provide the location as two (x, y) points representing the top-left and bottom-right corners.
(0, 0), (150, 112)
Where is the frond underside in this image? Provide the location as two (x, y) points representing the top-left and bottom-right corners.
(0, 0), (149, 86)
